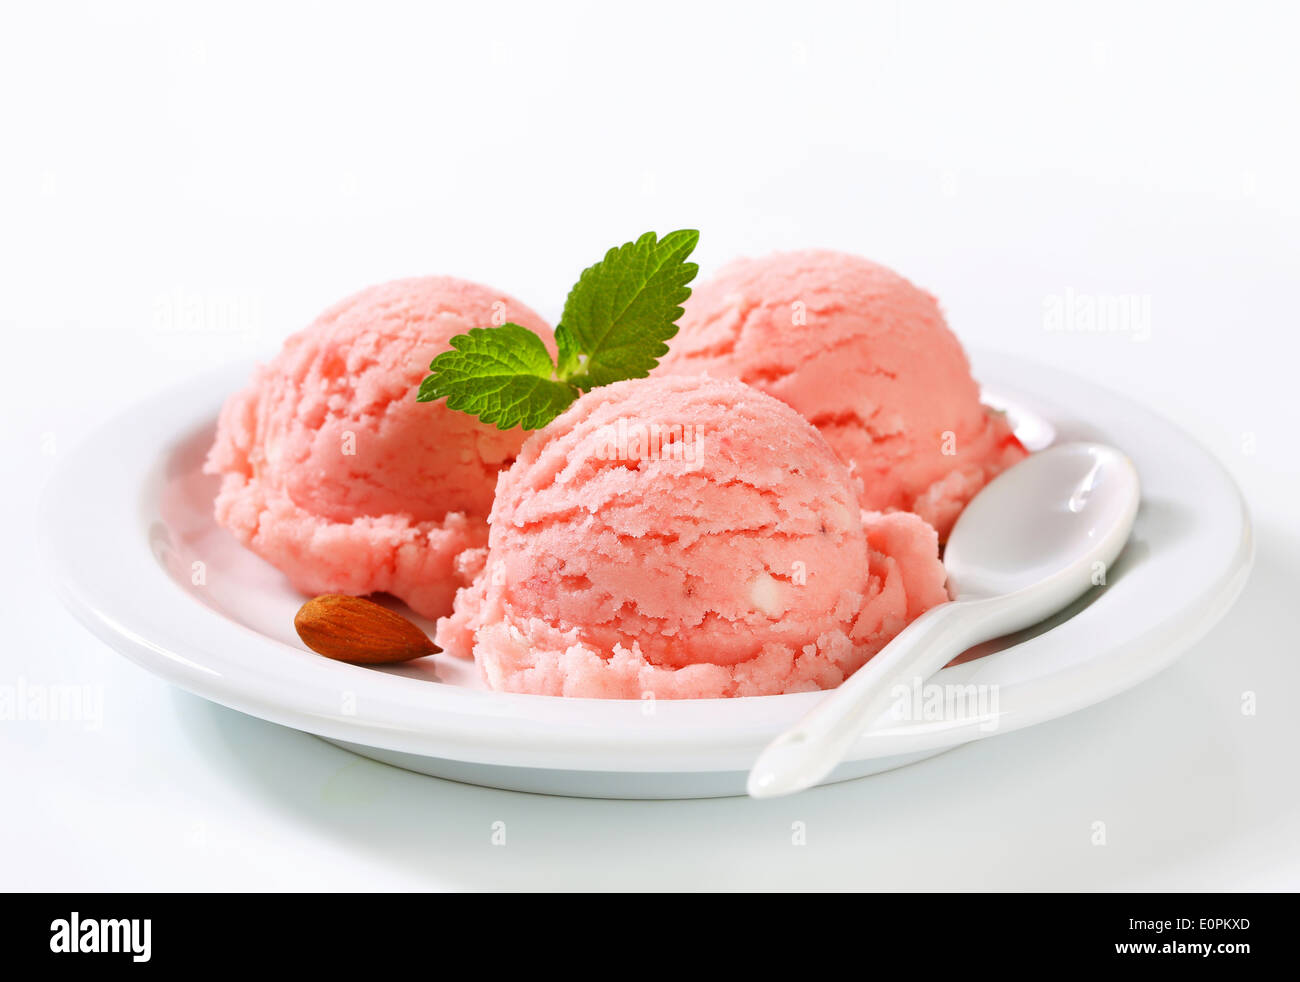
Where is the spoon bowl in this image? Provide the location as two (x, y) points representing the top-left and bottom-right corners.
(946, 443), (1140, 603)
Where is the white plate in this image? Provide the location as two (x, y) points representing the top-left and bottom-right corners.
(40, 351), (1253, 798)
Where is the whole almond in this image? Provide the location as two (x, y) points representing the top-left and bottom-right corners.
(293, 594), (439, 664)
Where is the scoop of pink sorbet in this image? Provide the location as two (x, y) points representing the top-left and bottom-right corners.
(656, 250), (1026, 538)
(435, 375), (949, 699)
(205, 276), (552, 620)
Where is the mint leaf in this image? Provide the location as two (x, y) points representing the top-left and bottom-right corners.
(417, 323), (579, 430)
(417, 230), (699, 430)
(554, 229), (699, 388)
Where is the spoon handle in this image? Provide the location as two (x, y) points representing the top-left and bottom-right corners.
(747, 598), (992, 798)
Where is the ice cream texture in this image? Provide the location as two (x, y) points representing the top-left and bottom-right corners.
(205, 276), (552, 620)
(657, 250), (1025, 537)
(436, 375), (949, 698)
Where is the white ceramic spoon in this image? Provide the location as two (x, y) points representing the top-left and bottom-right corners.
(747, 442), (1141, 799)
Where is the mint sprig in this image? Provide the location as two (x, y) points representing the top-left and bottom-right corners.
(417, 229), (699, 430)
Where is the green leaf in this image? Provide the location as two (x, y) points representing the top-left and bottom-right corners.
(554, 229), (699, 388)
(417, 323), (580, 430)
(416, 230), (701, 430)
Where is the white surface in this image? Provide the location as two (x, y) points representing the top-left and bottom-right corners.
(3, 0), (1298, 887)
(45, 359), (1248, 798)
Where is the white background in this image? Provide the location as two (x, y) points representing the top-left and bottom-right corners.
(3, 1), (1298, 889)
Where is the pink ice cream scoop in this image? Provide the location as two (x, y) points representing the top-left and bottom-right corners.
(435, 375), (949, 699)
(205, 276), (552, 620)
(656, 250), (1026, 538)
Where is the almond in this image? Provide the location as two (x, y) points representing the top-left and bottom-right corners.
(293, 594), (439, 664)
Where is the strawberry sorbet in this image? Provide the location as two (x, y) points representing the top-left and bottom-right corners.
(657, 250), (1025, 537)
(436, 375), (949, 698)
(205, 276), (552, 620)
